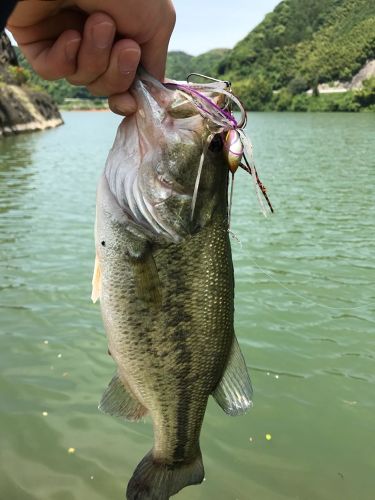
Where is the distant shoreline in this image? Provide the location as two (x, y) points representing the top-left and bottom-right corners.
(60, 107), (110, 112)
(60, 98), (109, 112)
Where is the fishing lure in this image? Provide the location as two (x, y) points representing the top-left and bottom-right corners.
(223, 129), (244, 228)
(165, 73), (273, 224)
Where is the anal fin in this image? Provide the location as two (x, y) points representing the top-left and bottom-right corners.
(99, 374), (148, 421)
(212, 336), (253, 416)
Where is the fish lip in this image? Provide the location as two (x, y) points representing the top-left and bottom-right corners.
(130, 78), (170, 128)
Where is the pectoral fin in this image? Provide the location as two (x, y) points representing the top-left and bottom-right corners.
(99, 374), (148, 421)
(212, 336), (253, 415)
(91, 255), (102, 303)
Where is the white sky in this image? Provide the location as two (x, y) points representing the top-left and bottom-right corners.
(170, 0), (281, 55)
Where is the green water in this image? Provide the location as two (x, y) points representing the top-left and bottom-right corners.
(0, 112), (374, 500)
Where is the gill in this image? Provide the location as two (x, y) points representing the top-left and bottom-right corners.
(167, 73), (273, 228)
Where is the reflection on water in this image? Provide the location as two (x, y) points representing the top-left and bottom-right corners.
(0, 111), (374, 500)
(0, 134), (37, 215)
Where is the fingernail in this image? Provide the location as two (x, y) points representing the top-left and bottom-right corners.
(92, 22), (115, 49)
(65, 38), (81, 62)
(118, 49), (140, 75)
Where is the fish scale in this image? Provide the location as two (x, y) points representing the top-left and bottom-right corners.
(101, 215), (233, 463)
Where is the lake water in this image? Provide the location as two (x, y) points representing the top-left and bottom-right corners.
(0, 111), (374, 500)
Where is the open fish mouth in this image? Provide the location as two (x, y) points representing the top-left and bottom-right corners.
(105, 70), (273, 243)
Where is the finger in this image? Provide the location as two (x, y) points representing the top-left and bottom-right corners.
(86, 39), (141, 96)
(19, 30), (82, 80)
(108, 92), (138, 116)
(7, 0), (69, 29)
(141, 6), (176, 80)
(141, 38), (167, 81)
(67, 12), (116, 86)
(8, 9), (85, 45)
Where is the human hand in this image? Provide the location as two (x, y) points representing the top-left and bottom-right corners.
(7, 0), (176, 115)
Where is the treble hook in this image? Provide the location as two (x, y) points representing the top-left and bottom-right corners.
(187, 73), (231, 89)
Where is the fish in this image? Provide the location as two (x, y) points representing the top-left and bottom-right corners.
(92, 71), (253, 500)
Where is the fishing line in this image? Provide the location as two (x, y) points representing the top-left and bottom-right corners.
(191, 132), (214, 220)
(242, 149), (268, 218)
(169, 75), (273, 219)
(245, 256), (371, 312)
(228, 229), (242, 245)
(228, 172), (235, 229)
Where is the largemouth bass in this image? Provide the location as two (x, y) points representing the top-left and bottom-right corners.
(92, 72), (253, 500)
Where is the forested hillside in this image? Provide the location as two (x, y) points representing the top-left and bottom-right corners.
(221, 0), (374, 86)
(167, 0), (375, 111)
(166, 49), (230, 81)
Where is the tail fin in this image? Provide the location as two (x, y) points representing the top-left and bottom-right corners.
(126, 449), (204, 500)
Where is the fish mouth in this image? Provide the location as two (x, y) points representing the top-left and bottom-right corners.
(130, 76), (172, 127)
(155, 174), (191, 197)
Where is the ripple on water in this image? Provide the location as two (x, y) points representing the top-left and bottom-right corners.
(1, 112), (375, 499)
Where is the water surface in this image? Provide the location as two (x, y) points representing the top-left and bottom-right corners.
(0, 112), (374, 500)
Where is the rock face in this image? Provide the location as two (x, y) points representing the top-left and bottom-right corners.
(350, 60), (375, 90)
(306, 59), (375, 95)
(0, 32), (63, 137)
(0, 31), (18, 67)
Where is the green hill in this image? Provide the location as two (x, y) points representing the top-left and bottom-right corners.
(166, 51), (193, 80)
(166, 49), (230, 81)
(168, 0), (375, 111)
(221, 0), (375, 88)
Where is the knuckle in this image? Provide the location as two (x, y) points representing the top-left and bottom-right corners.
(69, 62), (107, 86)
(32, 64), (58, 81)
(35, 70), (55, 81)
(91, 77), (128, 97)
(86, 83), (104, 97)
(67, 76), (84, 86)
(67, 73), (94, 86)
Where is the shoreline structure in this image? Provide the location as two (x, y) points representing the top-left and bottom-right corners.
(0, 32), (63, 138)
